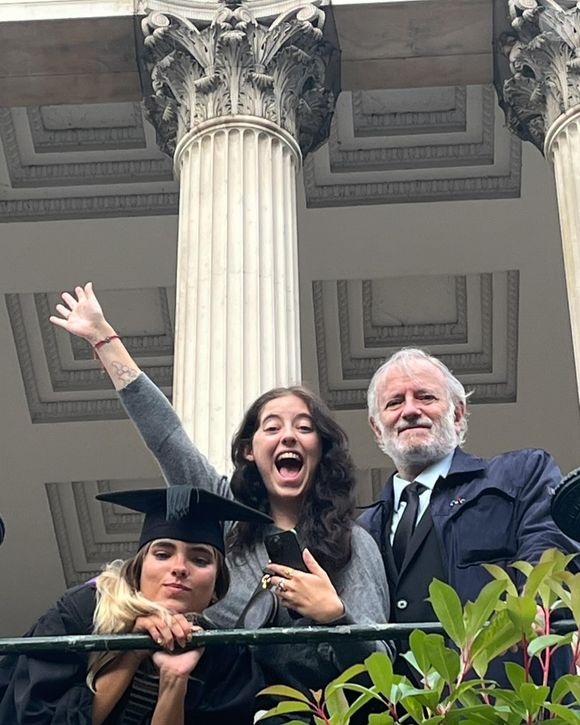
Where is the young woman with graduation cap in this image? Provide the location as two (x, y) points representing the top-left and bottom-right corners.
(0, 486), (269, 724)
(49, 284), (391, 695)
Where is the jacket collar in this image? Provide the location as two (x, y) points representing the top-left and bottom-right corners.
(445, 447), (487, 479)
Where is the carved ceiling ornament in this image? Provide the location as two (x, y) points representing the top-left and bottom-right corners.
(139, 0), (339, 157)
(498, 0), (580, 151)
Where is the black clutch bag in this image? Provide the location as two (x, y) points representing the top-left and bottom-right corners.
(235, 575), (279, 629)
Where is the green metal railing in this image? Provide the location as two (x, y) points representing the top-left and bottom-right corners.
(0, 620), (576, 656)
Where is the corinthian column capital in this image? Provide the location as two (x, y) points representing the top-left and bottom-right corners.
(138, 0), (339, 157)
(496, 0), (580, 151)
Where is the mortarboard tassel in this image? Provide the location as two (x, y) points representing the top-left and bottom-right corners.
(166, 485), (194, 520)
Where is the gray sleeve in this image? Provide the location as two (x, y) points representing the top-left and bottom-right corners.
(321, 525), (392, 668)
(118, 373), (232, 500)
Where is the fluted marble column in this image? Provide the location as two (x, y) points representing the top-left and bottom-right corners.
(496, 0), (580, 404)
(139, 0), (338, 471)
(545, 108), (580, 396)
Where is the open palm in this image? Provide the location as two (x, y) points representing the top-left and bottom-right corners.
(49, 282), (106, 341)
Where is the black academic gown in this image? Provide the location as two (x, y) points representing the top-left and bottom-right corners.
(0, 583), (264, 724)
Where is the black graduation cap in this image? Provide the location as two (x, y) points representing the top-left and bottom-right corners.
(96, 486), (272, 553)
(551, 467), (580, 542)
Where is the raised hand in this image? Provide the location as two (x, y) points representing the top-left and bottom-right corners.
(267, 548), (345, 624)
(49, 282), (140, 390)
(49, 282), (114, 344)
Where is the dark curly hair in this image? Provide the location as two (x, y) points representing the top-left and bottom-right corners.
(228, 386), (356, 575)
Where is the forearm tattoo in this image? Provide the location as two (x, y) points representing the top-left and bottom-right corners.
(111, 361), (139, 387)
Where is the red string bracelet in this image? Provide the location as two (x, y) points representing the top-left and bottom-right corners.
(94, 335), (121, 350)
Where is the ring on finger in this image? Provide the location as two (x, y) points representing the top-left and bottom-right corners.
(156, 638), (163, 645)
(283, 567), (294, 579)
(278, 580), (287, 592)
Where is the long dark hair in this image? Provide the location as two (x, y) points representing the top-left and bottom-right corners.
(228, 386), (356, 574)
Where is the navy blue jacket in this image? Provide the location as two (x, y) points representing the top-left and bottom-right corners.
(358, 447), (579, 605)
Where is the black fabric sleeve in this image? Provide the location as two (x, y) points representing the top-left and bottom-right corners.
(0, 584), (95, 725)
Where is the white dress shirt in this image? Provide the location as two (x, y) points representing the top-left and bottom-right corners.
(389, 451), (455, 544)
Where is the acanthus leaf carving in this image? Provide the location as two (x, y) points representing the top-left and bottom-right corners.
(139, 1), (339, 157)
(497, 1), (580, 150)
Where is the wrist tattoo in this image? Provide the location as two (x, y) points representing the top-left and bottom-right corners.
(111, 361), (139, 385)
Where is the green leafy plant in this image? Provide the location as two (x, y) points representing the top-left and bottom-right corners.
(257, 549), (580, 724)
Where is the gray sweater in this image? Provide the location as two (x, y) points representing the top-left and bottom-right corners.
(119, 374), (391, 690)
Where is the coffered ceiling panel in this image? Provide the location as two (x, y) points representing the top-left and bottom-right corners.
(46, 478), (164, 587)
(304, 85), (522, 206)
(5, 287), (175, 422)
(313, 271), (519, 410)
(0, 103), (177, 221)
(0, 84), (521, 220)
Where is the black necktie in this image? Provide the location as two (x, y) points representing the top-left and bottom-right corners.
(393, 482), (426, 570)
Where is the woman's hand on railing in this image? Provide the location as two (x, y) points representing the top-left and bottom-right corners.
(133, 613), (195, 651)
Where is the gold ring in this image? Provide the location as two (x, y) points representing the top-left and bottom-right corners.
(283, 567), (294, 579)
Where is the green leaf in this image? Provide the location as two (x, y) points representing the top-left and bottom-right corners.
(527, 633), (568, 658)
(464, 579), (508, 640)
(471, 610), (521, 677)
(408, 628), (431, 675)
(342, 690), (380, 722)
(327, 662), (367, 688)
(562, 675), (580, 702)
(336, 683), (382, 700)
(428, 578), (466, 646)
(482, 563), (518, 596)
(518, 682), (550, 718)
(504, 661), (527, 693)
(368, 714), (395, 724)
(545, 704), (580, 723)
(448, 679), (487, 708)
(440, 706), (504, 724)
(325, 686), (350, 721)
(491, 688), (527, 718)
(364, 651), (393, 698)
(257, 685), (312, 704)
(255, 701), (312, 720)
(520, 561), (554, 600)
(565, 572), (580, 623)
(398, 692), (424, 722)
(551, 674), (577, 705)
(504, 593), (537, 633)
(423, 633), (460, 683)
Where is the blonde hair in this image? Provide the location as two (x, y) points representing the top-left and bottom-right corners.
(87, 552), (174, 689)
(86, 543), (228, 690)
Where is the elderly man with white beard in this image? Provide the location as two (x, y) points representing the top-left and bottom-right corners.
(358, 348), (578, 680)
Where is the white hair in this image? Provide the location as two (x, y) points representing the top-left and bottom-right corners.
(367, 347), (471, 445)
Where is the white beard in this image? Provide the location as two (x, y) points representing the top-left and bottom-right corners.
(378, 404), (459, 471)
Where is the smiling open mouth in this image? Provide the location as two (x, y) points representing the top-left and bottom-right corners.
(275, 451), (304, 477)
